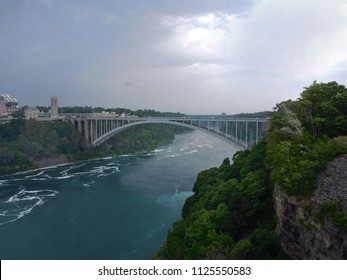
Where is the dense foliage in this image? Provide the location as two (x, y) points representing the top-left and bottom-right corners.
(157, 81), (347, 259)
(0, 119), (190, 175)
(0, 119), (85, 174)
(260, 81), (347, 237)
(156, 140), (287, 259)
(267, 81), (347, 196)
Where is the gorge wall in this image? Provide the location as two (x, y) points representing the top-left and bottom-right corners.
(274, 155), (347, 259)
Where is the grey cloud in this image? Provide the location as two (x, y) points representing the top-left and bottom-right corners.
(1, 0), (347, 114)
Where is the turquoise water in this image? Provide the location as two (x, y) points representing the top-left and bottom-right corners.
(0, 131), (238, 259)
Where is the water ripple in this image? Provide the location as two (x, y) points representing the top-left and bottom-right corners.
(0, 188), (58, 226)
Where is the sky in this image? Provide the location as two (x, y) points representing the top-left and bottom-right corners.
(1, 0), (347, 114)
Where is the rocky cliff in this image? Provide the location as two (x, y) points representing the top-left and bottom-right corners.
(274, 155), (347, 259)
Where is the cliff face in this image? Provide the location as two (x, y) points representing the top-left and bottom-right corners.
(274, 155), (347, 259)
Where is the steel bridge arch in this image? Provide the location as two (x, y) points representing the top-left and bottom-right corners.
(91, 119), (247, 149)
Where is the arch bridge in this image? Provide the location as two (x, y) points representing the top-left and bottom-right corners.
(64, 115), (270, 150)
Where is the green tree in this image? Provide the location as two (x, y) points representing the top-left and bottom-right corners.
(299, 81), (347, 138)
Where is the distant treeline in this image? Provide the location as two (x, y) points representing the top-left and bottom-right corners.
(231, 111), (272, 119)
(35, 106), (186, 118)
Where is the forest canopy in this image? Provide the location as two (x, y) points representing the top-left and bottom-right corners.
(156, 81), (347, 259)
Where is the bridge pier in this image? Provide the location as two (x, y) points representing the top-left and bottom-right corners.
(235, 121), (238, 144)
(85, 120), (90, 143)
(245, 121), (248, 147)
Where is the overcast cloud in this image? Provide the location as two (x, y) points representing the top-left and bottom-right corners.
(1, 0), (347, 114)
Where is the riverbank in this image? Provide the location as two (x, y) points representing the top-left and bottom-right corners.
(33, 156), (70, 168)
(0, 119), (192, 176)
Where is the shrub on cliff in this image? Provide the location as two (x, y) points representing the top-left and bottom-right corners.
(267, 81), (347, 197)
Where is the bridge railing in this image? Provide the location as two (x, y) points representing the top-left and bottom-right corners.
(59, 113), (95, 118)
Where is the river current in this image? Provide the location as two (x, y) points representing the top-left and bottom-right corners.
(0, 131), (238, 259)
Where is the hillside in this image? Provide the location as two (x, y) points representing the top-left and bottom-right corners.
(156, 139), (288, 259)
(0, 119), (190, 175)
(156, 81), (347, 259)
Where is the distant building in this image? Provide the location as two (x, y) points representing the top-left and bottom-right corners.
(0, 94), (19, 116)
(25, 97), (63, 121)
(51, 96), (58, 117)
(0, 99), (6, 116)
(25, 107), (40, 120)
(93, 111), (118, 118)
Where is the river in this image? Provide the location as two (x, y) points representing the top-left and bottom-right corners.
(0, 130), (238, 259)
